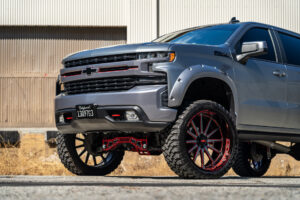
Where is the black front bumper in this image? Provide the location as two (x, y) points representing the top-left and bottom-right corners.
(56, 106), (170, 134)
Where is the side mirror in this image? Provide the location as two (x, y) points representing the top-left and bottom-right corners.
(236, 41), (268, 63)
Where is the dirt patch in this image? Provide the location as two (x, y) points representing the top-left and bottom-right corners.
(1, 134), (300, 176)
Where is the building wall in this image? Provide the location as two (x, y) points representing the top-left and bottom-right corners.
(0, 0), (299, 128)
(0, 26), (126, 127)
(159, 0), (300, 36)
(127, 0), (157, 44)
(1, 0), (299, 43)
(0, 0), (127, 27)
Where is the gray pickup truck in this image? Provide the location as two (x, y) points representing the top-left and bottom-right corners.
(55, 18), (300, 178)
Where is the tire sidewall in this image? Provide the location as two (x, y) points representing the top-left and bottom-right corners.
(177, 100), (238, 177)
(235, 142), (271, 177)
(62, 133), (124, 175)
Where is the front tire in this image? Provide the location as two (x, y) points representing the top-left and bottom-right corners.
(163, 100), (238, 179)
(57, 133), (124, 175)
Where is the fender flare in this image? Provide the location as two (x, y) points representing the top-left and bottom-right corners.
(168, 64), (239, 116)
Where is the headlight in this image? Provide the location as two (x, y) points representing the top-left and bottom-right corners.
(138, 53), (148, 59)
(137, 52), (175, 62)
(157, 52), (168, 58)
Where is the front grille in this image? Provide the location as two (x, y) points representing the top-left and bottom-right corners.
(63, 76), (167, 95)
(64, 54), (138, 68)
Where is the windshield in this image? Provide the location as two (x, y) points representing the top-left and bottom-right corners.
(153, 24), (240, 45)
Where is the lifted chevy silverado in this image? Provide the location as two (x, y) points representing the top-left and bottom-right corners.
(55, 18), (300, 178)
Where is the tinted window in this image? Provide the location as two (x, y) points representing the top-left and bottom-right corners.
(278, 32), (300, 66)
(154, 24), (240, 45)
(236, 28), (276, 62)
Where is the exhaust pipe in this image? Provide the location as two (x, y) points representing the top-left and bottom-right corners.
(253, 140), (290, 153)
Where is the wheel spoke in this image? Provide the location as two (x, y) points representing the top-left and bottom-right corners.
(204, 118), (212, 136)
(75, 137), (84, 142)
(207, 144), (221, 153)
(193, 146), (201, 161)
(78, 149), (86, 157)
(207, 128), (219, 138)
(191, 120), (200, 136)
(85, 152), (90, 164)
(204, 146), (214, 163)
(187, 130), (197, 139)
(75, 144), (84, 148)
(207, 138), (222, 143)
(100, 154), (107, 163)
(186, 140), (197, 144)
(188, 144), (198, 154)
(200, 148), (205, 168)
(93, 156), (97, 166)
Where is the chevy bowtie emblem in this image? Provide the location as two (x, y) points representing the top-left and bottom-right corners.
(83, 67), (97, 75)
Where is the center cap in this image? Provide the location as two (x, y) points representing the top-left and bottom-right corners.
(197, 135), (207, 146)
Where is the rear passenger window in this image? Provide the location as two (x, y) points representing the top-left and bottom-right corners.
(278, 32), (300, 66)
(236, 28), (276, 62)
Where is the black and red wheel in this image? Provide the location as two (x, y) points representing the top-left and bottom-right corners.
(233, 142), (272, 177)
(57, 133), (124, 175)
(163, 100), (238, 179)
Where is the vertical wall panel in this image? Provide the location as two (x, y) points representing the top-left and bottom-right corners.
(0, 0), (127, 27)
(2, 0), (299, 43)
(0, 0), (300, 128)
(0, 27), (126, 127)
(159, 0), (300, 36)
(127, 0), (157, 43)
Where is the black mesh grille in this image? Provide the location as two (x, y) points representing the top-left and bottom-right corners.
(64, 76), (167, 95)
(161, 90), (168, 107)
(64, 54), (138, 68)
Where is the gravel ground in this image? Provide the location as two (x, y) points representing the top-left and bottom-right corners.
(1, 176), (300, 200)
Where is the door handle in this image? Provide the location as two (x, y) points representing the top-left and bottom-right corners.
(273, 71), (286, 77)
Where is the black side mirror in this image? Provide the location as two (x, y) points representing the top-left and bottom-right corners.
(237, 41), (268, 63)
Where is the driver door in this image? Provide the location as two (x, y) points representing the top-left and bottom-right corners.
(234, 27), (287, 129)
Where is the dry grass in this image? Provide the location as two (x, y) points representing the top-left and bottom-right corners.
(0, 134), (72, 176)
(1, 133), (300, 176)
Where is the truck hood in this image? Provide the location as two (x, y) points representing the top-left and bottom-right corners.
(168, 43), (229, 57)
(62, 42), (172, 64)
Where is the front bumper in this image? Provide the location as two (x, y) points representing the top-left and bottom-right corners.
(55, 85), (177, 133)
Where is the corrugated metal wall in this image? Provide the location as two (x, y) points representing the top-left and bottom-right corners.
(159, 0), (300, 37)
(127, 0), (157, 44)
(0, 27), (126, 127)
(0, 0), (300, 128)
(0, 0), (299, 43)
(0, 0), (127, 27)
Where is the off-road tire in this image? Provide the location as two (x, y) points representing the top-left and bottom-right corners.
(233, 142), (271, 177)
(163, 100), (238, 179)
(57, 133), (124, 175)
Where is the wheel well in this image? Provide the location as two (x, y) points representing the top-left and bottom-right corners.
(182, 78), (235, 114)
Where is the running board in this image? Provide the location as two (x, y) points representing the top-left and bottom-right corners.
(238, 131), (300, 143)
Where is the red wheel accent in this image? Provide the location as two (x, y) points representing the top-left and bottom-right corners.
(185, 110), (231, 171)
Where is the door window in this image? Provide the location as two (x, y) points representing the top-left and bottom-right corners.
(278, 32), (300, 66)
(236, 28), (276, 62)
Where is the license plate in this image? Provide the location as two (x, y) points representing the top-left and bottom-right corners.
(76, 104), (96, 119)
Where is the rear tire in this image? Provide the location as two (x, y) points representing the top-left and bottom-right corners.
(163, 100), (238, 179)
(233, 142), (271, 177)
(57, 133), (124, 175)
